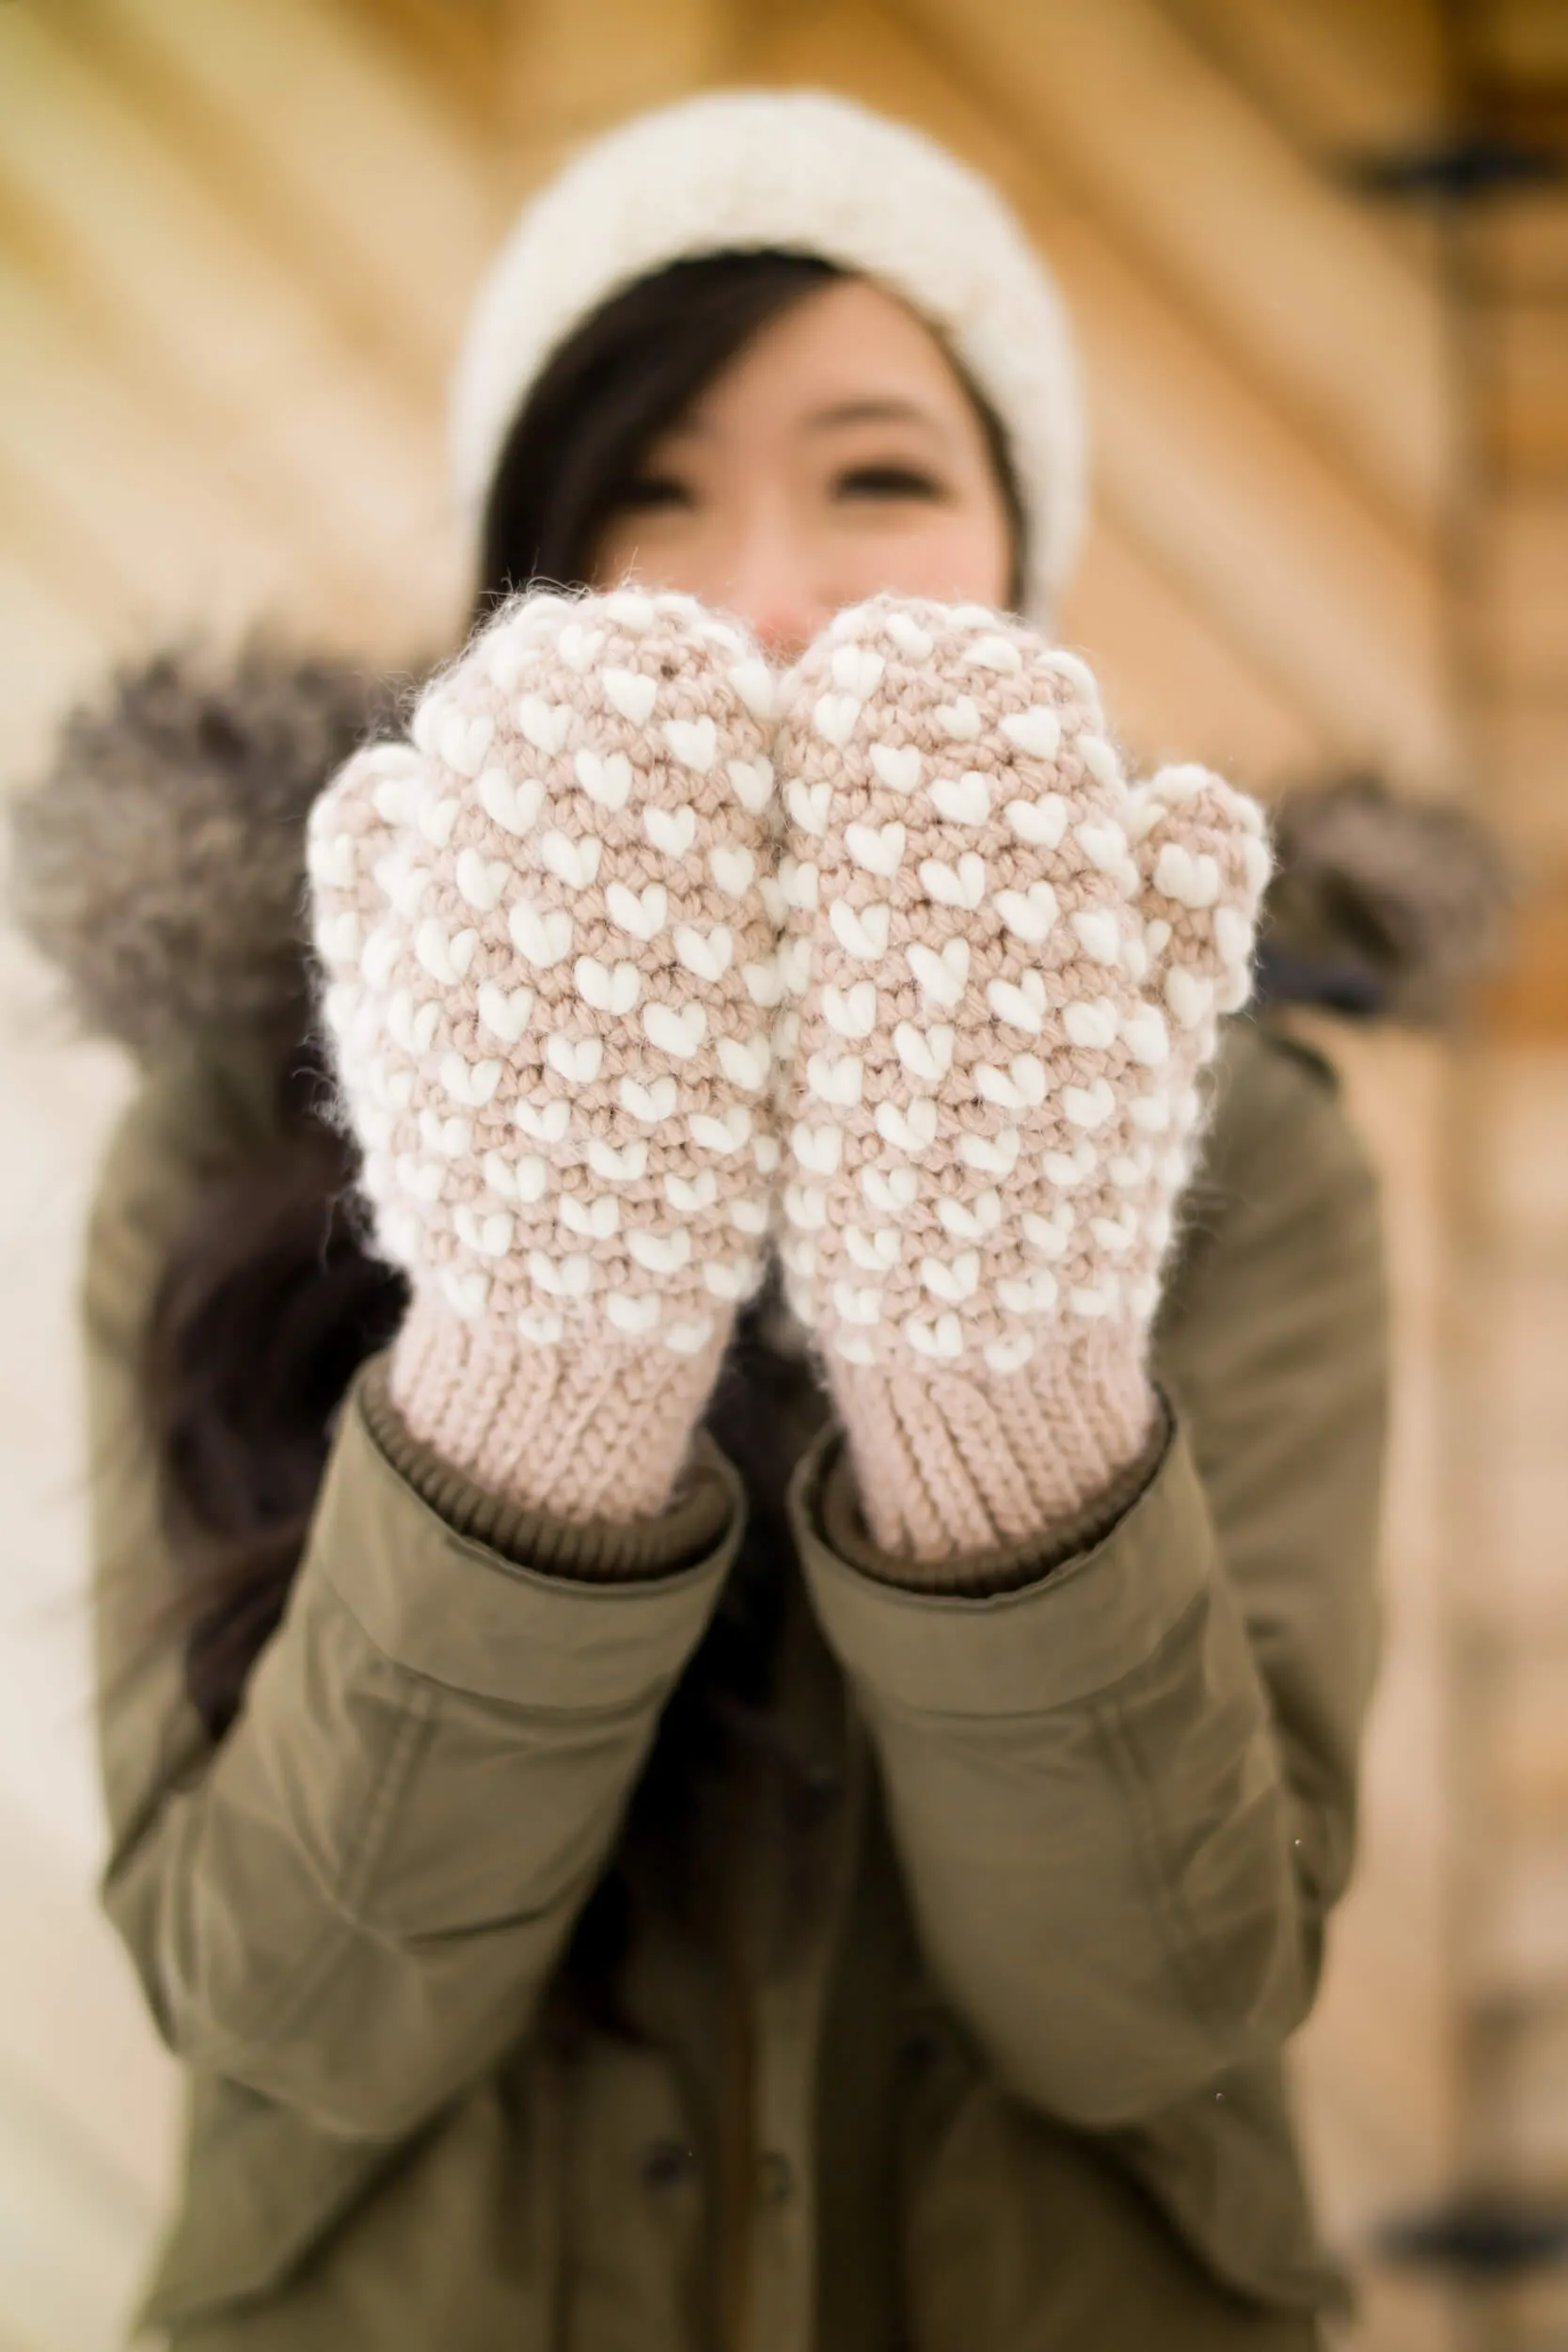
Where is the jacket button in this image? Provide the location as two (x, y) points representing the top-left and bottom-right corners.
(641, 2138), (696, 2189)
(898, 2028), (942, 2074)
(755, 2150), (796, 2204)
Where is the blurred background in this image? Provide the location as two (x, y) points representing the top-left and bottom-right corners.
(0, 2), (1564, 2346)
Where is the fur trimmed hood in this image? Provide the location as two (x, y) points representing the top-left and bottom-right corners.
(1261, 773), (1509, 1025)
(8, 642), (1506, 1066)
(8, 642), (423, 1064)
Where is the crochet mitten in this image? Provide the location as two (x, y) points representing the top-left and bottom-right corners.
(307, 586), (781, 1522)
(773, 596), (1272, 1562)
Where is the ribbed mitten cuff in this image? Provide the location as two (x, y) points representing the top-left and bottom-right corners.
(388, 1295), (730, 1524)
(830, 1328), (1160, 1565)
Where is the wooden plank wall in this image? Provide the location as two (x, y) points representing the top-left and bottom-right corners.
(1466, 12), (1568, 1041)
(1, 6), (1562, 2349)
(1434, 14), (1568, 2349)
(0, 0), (1465, 786)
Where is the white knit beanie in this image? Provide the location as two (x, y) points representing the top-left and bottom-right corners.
(451, 89), (1087, 620)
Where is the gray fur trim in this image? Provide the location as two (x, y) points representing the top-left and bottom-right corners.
(7, 648), (1505, 1062)
(7, 640), (420, 1065)
(1265, 772), (1510, 1024)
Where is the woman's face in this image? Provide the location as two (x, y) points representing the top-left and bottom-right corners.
(590, 277), (1016, 660)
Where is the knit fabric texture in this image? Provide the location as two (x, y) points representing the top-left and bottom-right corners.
(772, 596), (1271, 1559)
(307, 584), (1270, 1555)
(307, 587), (781, 1522)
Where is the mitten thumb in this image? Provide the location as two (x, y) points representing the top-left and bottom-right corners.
(1127, 764), (1273, 1033)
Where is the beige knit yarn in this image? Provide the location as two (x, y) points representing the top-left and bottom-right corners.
(307, 586), (781, 1521)
(308, 582), (1270, 1555)
(773, 595), (1271, 1560)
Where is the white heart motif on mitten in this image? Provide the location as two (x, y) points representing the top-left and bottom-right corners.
(306, 585), (781, 1518)
(770, 595), (1273, 1553)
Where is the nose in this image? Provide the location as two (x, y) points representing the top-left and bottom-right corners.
(747, 605), (820, 665)
(716, 524), (828, 665)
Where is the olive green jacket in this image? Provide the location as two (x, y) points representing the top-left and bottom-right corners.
(83, 1010), (1386, 2352)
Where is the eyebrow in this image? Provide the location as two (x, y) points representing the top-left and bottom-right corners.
(662, 397), (949, 445)
(802, 398), (946, 437)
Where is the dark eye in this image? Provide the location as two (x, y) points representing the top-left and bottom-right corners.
(612, 475), (692, 514)
(835, 465), (942, 501)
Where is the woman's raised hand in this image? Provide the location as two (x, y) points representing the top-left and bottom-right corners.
(307, 587), (781, 1522)
(308, 582), (1270, 1550)
(770, 595), (1272, 1559)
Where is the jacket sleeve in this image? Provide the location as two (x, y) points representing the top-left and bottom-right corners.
(86, 1054), (741, 2144)
(793, 1024), (1386, 2129)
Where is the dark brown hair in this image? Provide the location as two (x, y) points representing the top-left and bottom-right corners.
(478, 250), (842, 605)
(144, 1041), (408, 1734)
(477, 247), (1028, 616)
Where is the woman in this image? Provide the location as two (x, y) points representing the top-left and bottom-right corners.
(14, 91), (1387, 2349)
